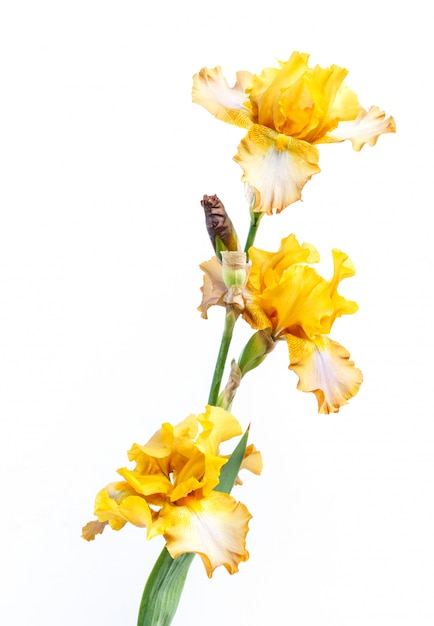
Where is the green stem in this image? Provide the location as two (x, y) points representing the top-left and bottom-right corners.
(244, 211), (263, 259)
(207, 309), (237, 405)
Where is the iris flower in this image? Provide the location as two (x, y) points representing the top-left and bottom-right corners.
(199, 235), (362, 413)
(82, 406), (261, 577)
(192, 51), (396, 214)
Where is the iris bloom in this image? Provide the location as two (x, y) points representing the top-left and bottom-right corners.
(199, 235), (362, 413)
(82, 406), (262, 577)
(192, 51), (396, 214)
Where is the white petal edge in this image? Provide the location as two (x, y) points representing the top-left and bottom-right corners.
(327, 106), (396, 151)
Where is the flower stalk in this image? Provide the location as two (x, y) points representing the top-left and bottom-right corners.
(244, 208), (263, 259)
(207, 308), (238, 406)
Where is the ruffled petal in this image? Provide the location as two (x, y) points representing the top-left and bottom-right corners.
(81, 520), (108, 541)
(232, 444), (263, 485)
(171, 451), (226, 500)
(150, 492), (252, 577)
(248, 233), (320, 292)
(192, 66), (254, 128)
(286, 334), (363, 413)
(93, 483), (154, 530)
(234, 125), (320, 214)
(117, 467), (173, 497)
(324, 106), (396, 151)
(257, 264), (332, 337)
(198, 256), (227, 318)
(134, 414), (198, 461)
(325, 250), (359, 328)
(239, 444), (263, 476)
(247, 52), (310, 127)
(196, 405), (242, 455)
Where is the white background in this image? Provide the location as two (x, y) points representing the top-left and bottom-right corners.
(0, 1), (432, 625)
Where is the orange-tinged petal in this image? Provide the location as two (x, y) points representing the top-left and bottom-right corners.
(242, 298), (273, 331)
(248, 233), (320, 292)
(192, 66), (254, 129)
(82, 520), (108, 541)
(130, 415), (198, 478)
(289, 65), (359, 142)
(150, 492), (252, 577)
(247, 52), (310, 127)
(126, 444), (163, 475)
(286, 334), (362, 413)
(246, 238), (359, 338)
(235, 125), (320, 214)
(256, 264), (332, 337)
(324, 106), (396, 150)
(198, 256), (227, 318)
(170, 451), (226, 500)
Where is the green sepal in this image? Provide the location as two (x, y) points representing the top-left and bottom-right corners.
(137, 428), (249, 626)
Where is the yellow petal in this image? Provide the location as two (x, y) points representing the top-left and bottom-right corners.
(117, 495), (154, 530)
(130, 414), (198, 476)
(248, 233), (320, 292)
(247, 51), (310, 128)
(234, 125), (320, 214)
(232, 444), (263, 485)
(196, 405), (242, 455)
(93, 482), (154, 530)
(286, 334), (363, 413)
(117, 467), (173, 497)
(325, 106), (396, 151)
(325, 250), (359, 330)
(242, 298), (274, 331)
(239, 443), (263, 476)
(256, 264), (332, 337)
(150, 492), (252, 577)
(170, 451), (226, 500)
(192, 66), (254, 128)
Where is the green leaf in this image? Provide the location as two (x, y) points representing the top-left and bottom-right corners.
(214, 428), (249, 494)
(137, 429), (249, 626)
(137, 549), (194, 626)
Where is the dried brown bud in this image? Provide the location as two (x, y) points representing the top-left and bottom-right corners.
(201, 194), (239, 259)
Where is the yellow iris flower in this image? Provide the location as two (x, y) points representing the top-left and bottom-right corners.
(192, 51), (396, 214)
(199, 235), (362, 413)
(82, 406), (262, 577)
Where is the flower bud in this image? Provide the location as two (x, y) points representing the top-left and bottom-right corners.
(201, 194), (240, 261)
(238, 329), (275, 376)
